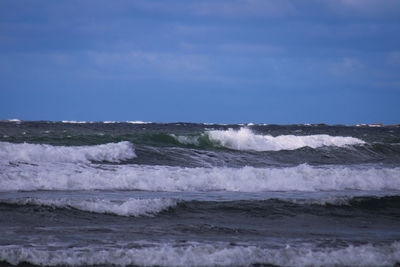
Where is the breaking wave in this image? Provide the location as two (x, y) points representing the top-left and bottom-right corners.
(1, 163), (399, 192)
(172, 128), (365, 151)
(0, 241), (399, 267)
(61, 120), (88, 124)
(2, 195), (399, 218)
(0, 141), (136, 164)
(1, 197), (177, 217)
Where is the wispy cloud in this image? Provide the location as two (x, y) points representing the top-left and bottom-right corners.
(330, 57), (365, 76)
(191, 0), (296, 17)
(321, 0), (400, 17)
(85, 50), (211, 80)
(387, 51), (400, 67)
(134, 0), (295, 18)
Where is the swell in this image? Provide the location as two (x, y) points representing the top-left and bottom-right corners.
(2, 195), (399, 218)
(1, 139), (400, 168)
(174, 128), (366, 151)
(2, 163), (400, 192)
(0, 197), (178, 217)
(132, 143), (400, 168)
(167, 196), (400, 218)
(1, 124), (400, 167)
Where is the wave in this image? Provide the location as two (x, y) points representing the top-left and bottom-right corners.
(173, 195), (400, 218)
(0, 197), (177, 217)
(172, 128), (365, 151)
(1, 241), (399, 266)
(61, 120), (89, 124)
(3, 133), (396, 168)
(126, 120), (152, 124)
(2, 195), (399, 218)
(1, 163), (399, 192)
(0, 141), (136, 164)
(267, 194), (400, 208)
(6, 119), (21, 122)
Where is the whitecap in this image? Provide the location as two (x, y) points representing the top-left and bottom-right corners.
(61, 120), (87, 124)
(1, 163), (399, 192)
(126, 121), (152, 124)
(173, 128), (365, 151)
(0, 141), (136, 164)
(2, 197), (177, 217)
(209, 128), (365, 151)
(7, 119), (21, 122)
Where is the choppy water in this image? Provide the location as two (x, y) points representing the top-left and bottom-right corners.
(1, 120), (400, 266)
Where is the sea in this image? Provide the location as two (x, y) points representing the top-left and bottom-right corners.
(0, 120), (400, 267)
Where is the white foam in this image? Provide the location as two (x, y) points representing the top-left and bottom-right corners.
(2, 197), (177, 216)
(61, 120), (88, 124)
(0, 141), (136, 164)
(126, 120), (152, 124)
(0, 241), (399, 266)
(7, 119), (21, 122)
(284, 195), (355, 206)
(204, 128), (365, 151)
(1, 163), (399, 192)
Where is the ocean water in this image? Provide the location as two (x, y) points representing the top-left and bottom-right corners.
(0, 120), (400, 267)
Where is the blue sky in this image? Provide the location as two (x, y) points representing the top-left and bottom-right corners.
(1, 0), (399, 124)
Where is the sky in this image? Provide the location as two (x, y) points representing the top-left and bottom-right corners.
(0, 0), (400, 124)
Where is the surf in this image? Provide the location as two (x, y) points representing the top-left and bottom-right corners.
(1, 163), (399, 192)
(1, 241), (399, 267)
(172, 128), (366, 151)
(0, 197), (177, 217)
(0, 141), (136, 164)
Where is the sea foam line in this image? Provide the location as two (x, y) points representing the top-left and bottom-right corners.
(0, 141), (136, 164)
(126, 120), (152, 124)
(1, 163), (399, 192)
(1, 197), (177, 217)
(173, 128), (365, 151)
(61, 120), (89, 124)
(0, 241), (399, 267)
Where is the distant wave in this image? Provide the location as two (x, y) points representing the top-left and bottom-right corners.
(1, 241), (399, 266)
(60, 120), (152, 124)
(61, 120), (89, 124)
(6, 119), (21, 122)
(1, 197), (177, 217)
(1, 163), (399, 192)
(126, 121), (152, 124)
(172, 128), (365, 151)
(0, 141), (136, 164)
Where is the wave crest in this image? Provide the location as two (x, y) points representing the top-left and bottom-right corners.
(1, 164), (399, 192)
(1, 197), (177, 217)
(0, 141), (136, 164)
(172, 128), (365, 151)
